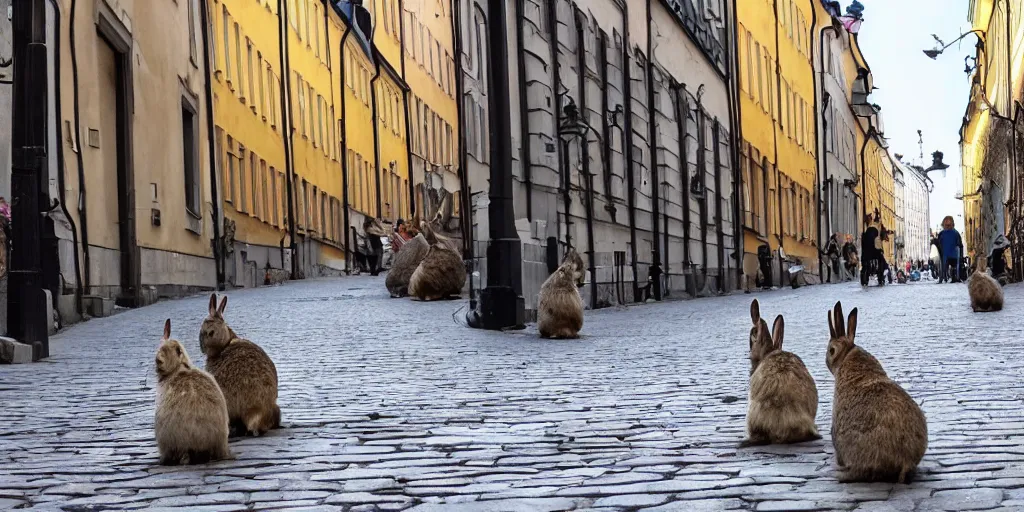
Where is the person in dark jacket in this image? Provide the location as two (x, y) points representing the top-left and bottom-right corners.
(937, 216), (964, 284)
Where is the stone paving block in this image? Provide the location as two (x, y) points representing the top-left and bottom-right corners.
(2, 278), (1024, 509)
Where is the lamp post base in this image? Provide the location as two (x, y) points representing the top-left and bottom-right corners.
(469, 286), (525, 331)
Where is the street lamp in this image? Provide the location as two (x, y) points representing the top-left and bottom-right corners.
(466, 0), (525, 330)
(923, 30), (986, 60)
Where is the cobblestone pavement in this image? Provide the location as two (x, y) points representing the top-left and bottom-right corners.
(2, 276), (1024, 511)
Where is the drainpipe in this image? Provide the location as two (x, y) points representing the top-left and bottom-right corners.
(598, 30), (616, 220)
(645, 0), (662, 300)
(818, 20), (839, 282)
(810, 1), (823, 281)
(772, 0), (785, 282)
(727, 0), (744, 283)
(47, 0), (84, 315)
(199, 0), (224, 290)
(860, 123), (875, 230)
(277, 0), (298, 280)
(619, 1), (639, 299)
(69, 0), (91, 293)
(338, 21), (352, 274)
(672, 81), (692, 294)
(547, 0), (568, 247)
(574, 11), (597, 310)
(398, 0), (416, 223)
(370, 58), (383, 219)
(515, 0), (532, 221)
(452, 0), (474, 305)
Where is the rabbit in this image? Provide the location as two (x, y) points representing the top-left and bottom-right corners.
(155, 319), (231, 466)
(826, 301), (928, 483)
(200, 294), (281, 437)
(741, 299), (820, 447)
(969, 257), (1003, 312)
(386, 232), (430, 297)
(537, 249), (586, 339)
(408, 222), (466, 301)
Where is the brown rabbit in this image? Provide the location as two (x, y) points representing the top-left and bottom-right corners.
(826, 301), (927, 483)
(155, 319), (231, 465)
(386, 233), (429, 297)
(537, 249), (586, 339)
(200, 294), (281, 437)
(408, 222), (465, 301)
(969, 257), (1003, 312)
(741, 299), (819, 447)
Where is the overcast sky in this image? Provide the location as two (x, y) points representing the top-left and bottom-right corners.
(856, 0), (973, 233)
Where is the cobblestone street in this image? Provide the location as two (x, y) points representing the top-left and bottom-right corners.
(2, 277), (1024, 511)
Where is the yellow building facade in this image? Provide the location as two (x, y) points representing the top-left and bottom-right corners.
(204, 0), (450, 285)
(960, 0), (1024, 272)
(738, 0), (819, 283)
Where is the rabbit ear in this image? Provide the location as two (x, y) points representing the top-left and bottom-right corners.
(163, 319), (171, 340)
(771, 315), (784, 350)
(832, 301), (846, 337)
(750, 299), (760, 326)
(217, 296), (228, 316)
(208, 294), (217, 315)
(847, 308), (858, 343)
(828, 310), (836, 338)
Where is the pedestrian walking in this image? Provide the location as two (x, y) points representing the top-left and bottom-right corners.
(820, 233), (841, 283)
(937, 216), (964, 284)
(363, 217), (386, 276)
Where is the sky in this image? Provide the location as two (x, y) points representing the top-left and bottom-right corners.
(856, 0), (974, 233)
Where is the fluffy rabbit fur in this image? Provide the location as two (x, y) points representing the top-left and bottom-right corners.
(200, 295), (281, 437)
(155, 319), (231, 465)
(826, 301), (928, 483)
(386, 233), (429, 297)
(408, 222), (465, 300)
(742, 299), (819, 446)
(969, 258), (1004, 312)
(537, 249), (585, 339)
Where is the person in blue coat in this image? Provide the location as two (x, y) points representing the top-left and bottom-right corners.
(937, 216), (964, 284)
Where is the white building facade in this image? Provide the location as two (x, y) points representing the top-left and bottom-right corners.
(899, 160), (931, 263)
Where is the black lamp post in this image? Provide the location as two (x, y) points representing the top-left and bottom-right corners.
(8, 0), (50, 360)
(923, 30), (986, 60)
(467, 0), (525, 330)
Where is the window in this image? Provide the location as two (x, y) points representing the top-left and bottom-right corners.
(259, 160), (269, 220)
(181, 99), (200, 216)
(304, 0), (311, 45)
(187, 0), (198, 65)
(308, 83), (316, 141)
(297, 74), (307, 138)
(269, 70), (278, 128)
(249, 152), (258, 216)
(288, 0), (298, 32)
(321, 192), (327, 235)
(235, 23), (244, 98)
(317, 95), (325, 150)
(238, 145), (248, 212)
(754, 42), (763, 107)
(314, 3), (321, 57)
(258, 52), (266, 119)
(246, 38), (255, 106)
(226, 136), (236, 203)
(270, 166), (279, 226)
(223, 7), (232, 85)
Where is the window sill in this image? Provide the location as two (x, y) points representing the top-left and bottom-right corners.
(185, 209), (203, 235)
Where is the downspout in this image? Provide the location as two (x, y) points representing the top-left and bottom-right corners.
(645, 0), (662, 300)
(818, 21), (839, 280)
(714, 118), (725, 288)
(547, 0), (569, 247)
(49, 0), (84, 314)
(673, 82), (692, 295)
(574, 11), (597, 310)
(810, 1), (822, 281)
(515, 0), (532, 221)
(620, 2), (639, 299)
(370, 58), (383, 218)
(338, 20), (352, 275)
(453, 0), (475, 306)
(727, 0), (744, 283)
(599, 30), (616, 220)
(399, 0), (416, 222)
(1006, 0), (1014, 258)
(199, 0), (224, 290)
(69, 0), (91, 292)
(772, 0), (785, 282)
(860, 123), (874, 229)
(277, 0), (298, 279)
